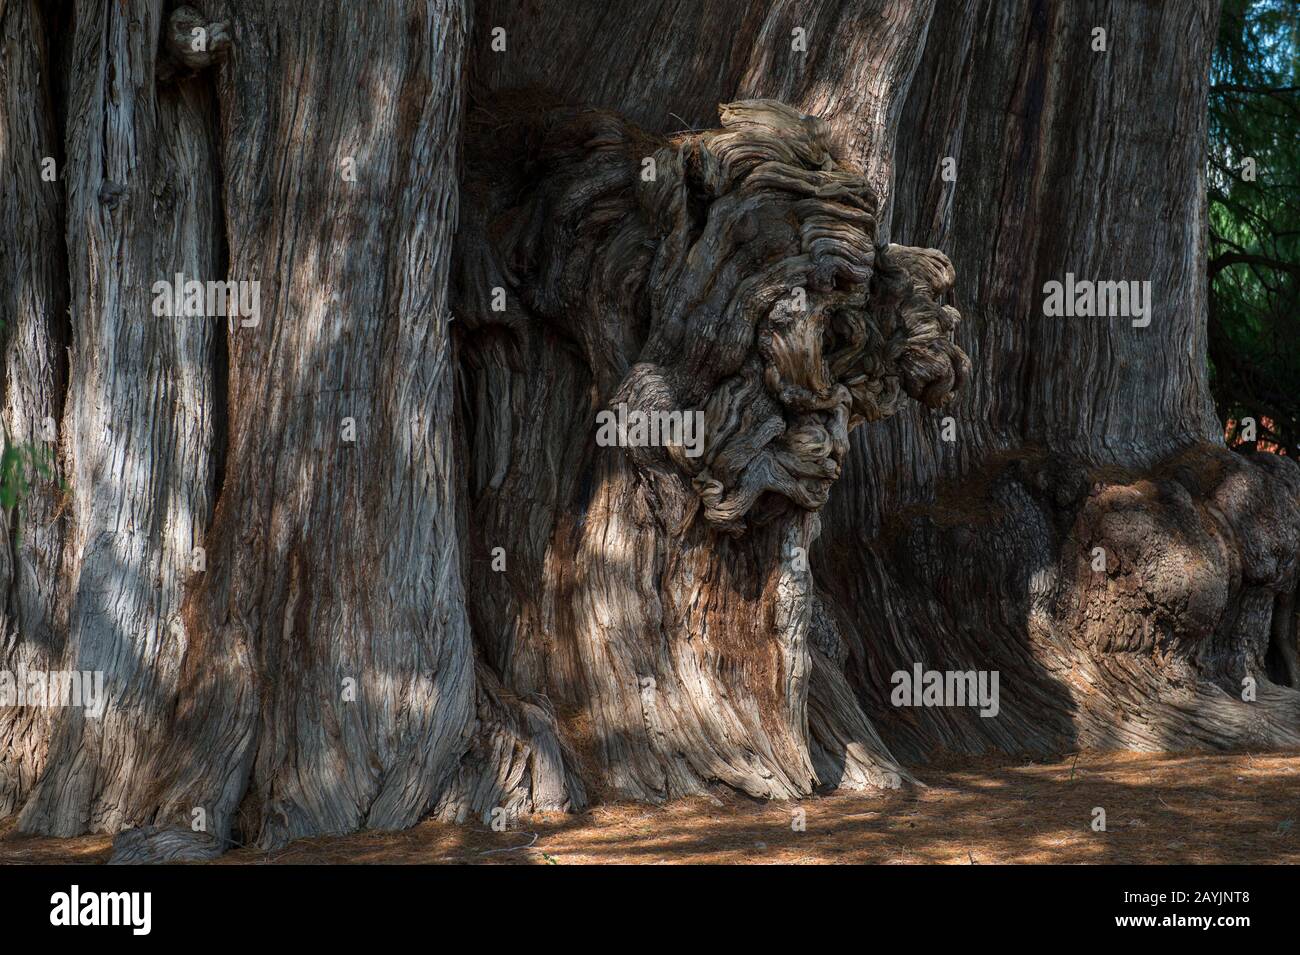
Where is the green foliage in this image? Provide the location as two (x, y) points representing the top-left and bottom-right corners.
(1208, 0), (1300, 454)
(0, 441), (55, 520)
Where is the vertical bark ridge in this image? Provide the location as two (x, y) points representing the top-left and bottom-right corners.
(125, 0), (478, 854)
(17, 0), (222, 836)
(0, 0), (72, 816)
(815, 0), (1299, 763)
(456, 0), (944, 803)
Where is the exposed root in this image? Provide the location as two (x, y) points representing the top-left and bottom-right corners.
(108, 827), (224, 865)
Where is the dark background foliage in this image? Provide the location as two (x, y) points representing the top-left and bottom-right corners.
(1210, 0), (1299, 455)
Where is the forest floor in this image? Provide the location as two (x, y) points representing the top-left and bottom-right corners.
(2, 751), (1298, 864)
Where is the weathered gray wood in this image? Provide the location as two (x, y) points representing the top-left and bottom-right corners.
(0, 0), (69, 818)
(10, 0), (220, 837)
(133, 0), (478, 850)
(0, 0), (1294, 860)
(818, 0), (1300, 758)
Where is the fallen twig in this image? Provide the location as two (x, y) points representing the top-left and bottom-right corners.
(480, 831), (540, 856)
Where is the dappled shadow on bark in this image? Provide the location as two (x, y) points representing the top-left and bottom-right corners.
(818, 442), (1300, 763)
(451, 87), (967, 808)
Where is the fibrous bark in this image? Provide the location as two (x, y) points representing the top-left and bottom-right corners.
(4, 0), (483, 859)
(0, 0), (69, 818)
(0, 0), (1295, 861)
(127, 0), (479, 855)
(817, 0), (1300, 759)
(6, 0), (221, 838)
(453, 90), (967, 801)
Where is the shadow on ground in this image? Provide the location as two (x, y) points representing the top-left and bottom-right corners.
(2, 751), (1298, 864)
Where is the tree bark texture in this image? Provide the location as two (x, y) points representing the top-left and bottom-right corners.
(0, 0), (1294, 858)
(819, 0), (1300, 759)
(0, 0), (69, 818)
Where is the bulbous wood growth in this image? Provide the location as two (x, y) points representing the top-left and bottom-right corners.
(452, 93), (969, 809)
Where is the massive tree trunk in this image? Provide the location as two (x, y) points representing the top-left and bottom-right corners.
(4, 0), (478, 858)
(820, 0), (1300, 758)
(451, 0), (952, 808)
(16, 0), (223, 837)
(0, 0), (1295, 859)
(116, 0), (479, 855)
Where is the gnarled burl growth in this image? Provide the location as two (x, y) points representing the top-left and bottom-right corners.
(466, 96), (967, 535)
(454, 94), (968, 803)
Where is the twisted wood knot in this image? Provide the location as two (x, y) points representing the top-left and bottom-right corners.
(162, 5), (231, 75)
(461, 94), (971, 534)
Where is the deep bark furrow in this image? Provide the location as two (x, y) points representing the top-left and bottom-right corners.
(17, 0), (221, 836)
(455, 0), (947, 803)
(0, 0), (1294, 858)
(0, 0), (71, 817)
(135, 0), (478, 851)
